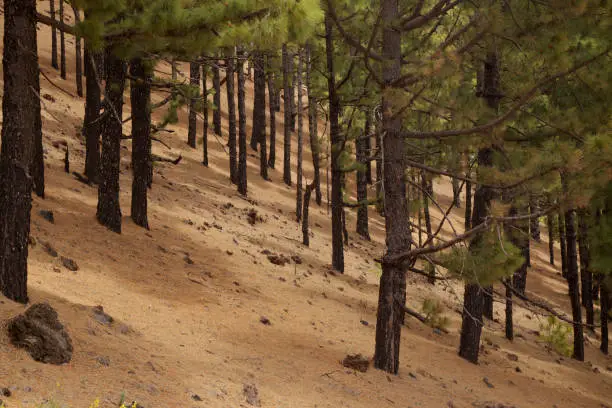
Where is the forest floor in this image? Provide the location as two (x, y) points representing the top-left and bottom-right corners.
(0, 3), (611, 407)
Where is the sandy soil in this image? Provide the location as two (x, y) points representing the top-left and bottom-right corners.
(0, 2), (610, 407)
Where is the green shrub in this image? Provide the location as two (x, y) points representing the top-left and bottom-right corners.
(421, 298), (450, 330)
(539, 316), (573, 357)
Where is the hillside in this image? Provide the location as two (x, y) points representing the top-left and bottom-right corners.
(0, 3), (611, 407)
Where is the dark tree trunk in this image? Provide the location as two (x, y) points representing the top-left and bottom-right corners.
(563, 201), (585, 361)
(188, 62), (200, 149)
(50, 0), (58, 70)
(600, 280), (609, 354)
(282, 44), (293, 186)
(267, 58), (277, 169)
(530, 198), (541, 242)
(302, 183), (314, 246)
(483, 285), (494, 320)
(73, 6), (83, 97)
(365, 121), (373, 185)
(290, 60), (297, 133)
(252, 52), (268, 179)
(547, 214), (555, 266)
(356, 115), (370, 240)
(373, 0), (412, 375)
(251, 52), (265, 153)
(84, 42), (101, 183)
(306, 44), (322, 205)
(375, 120), (384, 216)
(226, 53), (238, 184)
(325, 14), (344, 274)
(237, 52), (248, 196)
(129, 58), (151, 229)
(59, 0), (66, 79)
(202, 66), (209, 167)
(212, 62), (222, 136)
(296, 50), (304, 222)
(459, 49), (500, 364)
(465, 179), (472, 230)
(0, 0), (41, 304)
(559, 212), (567, 278)
(96, 47), (126, 234)
(31, 105), (45, 199)
(421, 171), (432, 243)
(506, 206), (529, 340)
(578, 210), (594, 328)
(505, 277), (513, 341)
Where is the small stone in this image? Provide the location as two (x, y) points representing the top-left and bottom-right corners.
(506, 353), (519, 362)
(42, 242), (58, 258)
(593, 367), (600, 374)
(483, 377), (495, 388)
(1, 388), (11, 397)
(39, 210), (55, 223)
(191, 394), (203, 401)
(28, 236), (37, 247)
(260, 316), (271, 326)
(515, 366), (522, 373)
(184, 255), (195, 265)
(96, 356), (110, 366)
(291, 255), (303, 265)
(243, 384), (261, 407)
(360, 320), (369, 326)
(60, 257), (79, 271)
(409, 372), (417, 379)
(92, 306), (113, 325)
(23, 386), (32, 392)
(226, 250), (234, 256)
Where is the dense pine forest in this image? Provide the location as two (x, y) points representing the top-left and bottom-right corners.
(0, 0), (611, 407)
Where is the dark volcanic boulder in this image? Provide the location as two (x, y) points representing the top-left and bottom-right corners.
(7, 303), (73, 364)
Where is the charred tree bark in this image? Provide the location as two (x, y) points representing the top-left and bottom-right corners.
(296, 50), (304, 222)
(59, 0), (66, 79)
(375, 120), (384, 216)
(212, 62), (222, 136)
(73, 6), (83, 97)
(577, 210), (594, 328)
(252, 52), (268, 179)
(504, 278), (513, 341)
(302, 183), (314, 246)
(601, 280), (609, 354)
(267, 57), (277, 169)
(452, 177), (461, 208)
(547, 214), (555, 266)
(325, 14), (344, 274)
(84, 43), (102, 183)
(530, 198), (541, 242)
(290, 60), (297, 133)
(202, 65), (209, 167)
(0, 0), (41, 304)
(226, 53), (238, 184)
(563, 197), (585, 361)
(559, 212), (567, 278)
(188, 62), (200, 149)
(129, 58), (151, 229)
(459, 50), (500, 364)
(282, 44), (293, 186)
(373, 0), (412, 375)
(306, 44), (322, 205)
(237, 52), (248, 196)
(465, 179), (472, 230)
(356, 116), (370, 240)
(96, 47), (126, 234)
(505, 206), (529, 340)
(50, 0), (58, 70)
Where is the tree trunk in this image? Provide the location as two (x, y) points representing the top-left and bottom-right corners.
(578, 210), (594, 328)
(96, 47), (126, 234)
(452, 177), (461, 208)
(306, 44), (322, 205)
(50, 0), (58, 70)
(302, 183), (314, 246)
(601, 280), (609, 354)
(0, 0), (40, 304)
(547, 214), (555, 266)
(563, 199), (585, 361)
(202, 65), (209, 167)
(465, 179), (472, 230)
(226, 53), (238, 184)
(459, 49), (500, 364)
(373, 0), (412, 375)
(325, 14), (344, 274)
(290, 59), (297, 133)
(237, 51), (248, 196)
(375, 119), (384, 216)
(506, 205), (529, 340)
(59, 0), (66, 79)
(212, 62), (222, 136)
(251, 52), (268, 179)
(559, 212), (567, 278)
(73, 6), (83, 97)
(83, 44), (101, 183)
(267, 57), (277, 169)
(356, 115), (370, 240)
(282, 44), (293, 186)
(530, 198), (541, 242)
(296, 50), (304, 222)
(188, 62), (200, 149)
(129, 58), (151, 229)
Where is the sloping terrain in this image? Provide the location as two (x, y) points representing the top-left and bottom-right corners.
(0, 3), (610, 407)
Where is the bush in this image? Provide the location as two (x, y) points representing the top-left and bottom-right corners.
(421, 298), (450, 330)
(539, 316), (573, 357)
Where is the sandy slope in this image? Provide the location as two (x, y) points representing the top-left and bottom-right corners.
(0, 2), (610, 407)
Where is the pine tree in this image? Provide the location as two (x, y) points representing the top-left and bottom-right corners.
(96, 46), (126, 234)
(282, 44), (293, 186)
(267, 56), (277, 169)
(59, 0), (66, 80)
(73, 6), (83, 97)
(212, 61), (222, 136)
(237, 51), (248, 196)
(188, 62), (200, 149)
(50, 0), (59, 70)
(0, 0), (41, 304)
(547, 214), (555, 266)
(226, 51), (238, 184)
(296, 49), (304, 222)
(355, 114), (370, 240)
(129, 58), (151, 229)
(253, 51), (268, 179)
(83, 42), (101, 184)
(202, 65), (209, 167)
(559, 212), (567, 278)
(306, 43), (322, 206)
